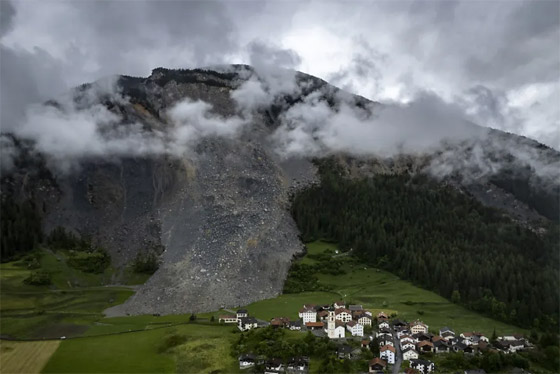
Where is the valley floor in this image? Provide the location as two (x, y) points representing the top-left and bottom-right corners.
(0, 242), (548, 374)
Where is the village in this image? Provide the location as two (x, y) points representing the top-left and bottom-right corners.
(219, 301), (532, 374)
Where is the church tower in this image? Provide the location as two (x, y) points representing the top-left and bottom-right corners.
(327, 309), (336, 338)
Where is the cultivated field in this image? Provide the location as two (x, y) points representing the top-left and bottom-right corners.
(0, 340), (60, 373)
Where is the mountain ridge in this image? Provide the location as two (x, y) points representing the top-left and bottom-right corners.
(1, 65), (558, 315)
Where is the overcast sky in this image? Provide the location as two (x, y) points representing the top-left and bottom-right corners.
(1, 0), (559, 148)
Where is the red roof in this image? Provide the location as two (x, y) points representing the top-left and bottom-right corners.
(335, 308), (351, 315)
(305, 322), (324, 327)
(418, 341), (434, 347)
(369, 357), (387, 367)
(347, 321), (357, 327)
(218, 314), (236, 319)
(380, 345), (395, 353)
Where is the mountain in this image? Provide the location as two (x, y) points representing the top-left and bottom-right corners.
(1, 65), (558, 315)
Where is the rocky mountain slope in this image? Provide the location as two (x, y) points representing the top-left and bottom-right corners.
(1, 65), (558, 315)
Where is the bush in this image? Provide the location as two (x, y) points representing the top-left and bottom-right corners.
(68, 249), (110, 273)
(24, 271), (52, 286)
(157, 334), (188, 353)
(133, 252), (159, 274)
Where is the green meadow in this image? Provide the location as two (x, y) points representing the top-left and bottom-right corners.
(243, 241), (525, 337)
(43, 323), (239, 374)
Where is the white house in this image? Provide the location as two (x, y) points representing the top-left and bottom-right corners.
(410, 320), (429, 334)
(401, 341), (416, 351)
(378, 321), (390, 329)
(439, 327), (455, 338)
(346, 321), (364, 337)
(238, 354), (256, 369)
(335, 308), (352, 322)
(238, 317), (258, 331)
(379, 338), (394, 347)
(397, 329), (411, 339)
(236, 309), (248, 319)
(380, 345), (396, 364)
(400, 335), (415, 344)
(289, 320), (302, 331)
(358, 315), (373, 326)
(219, 315), (238, 323)
(299, 306), (317, 323)
(334, 301), (345, 309)
(402, 348), (419, 361)
(410, 359), (435, 373)
(264, 359), (283, 374)
(377, 329), (392, 339)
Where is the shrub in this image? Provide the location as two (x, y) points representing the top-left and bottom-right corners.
(133, 252), (159, 274)
(67, 249), (110, 273)
(24, 271), (52, 285)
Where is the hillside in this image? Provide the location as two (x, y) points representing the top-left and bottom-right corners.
(1, 65), (559, 316)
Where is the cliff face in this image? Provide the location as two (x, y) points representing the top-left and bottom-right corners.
(2, 66), (558, 315)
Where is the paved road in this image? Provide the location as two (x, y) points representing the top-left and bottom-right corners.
(392, 330), (402, 374)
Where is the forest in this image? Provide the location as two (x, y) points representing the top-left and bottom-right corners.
(291, 159), (559, 332)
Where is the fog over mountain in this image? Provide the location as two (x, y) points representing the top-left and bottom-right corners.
(1, 0), (558, 150)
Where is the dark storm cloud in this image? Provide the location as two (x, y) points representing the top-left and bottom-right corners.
(0, 0), (15, 37)
(0, 0), (558, 149)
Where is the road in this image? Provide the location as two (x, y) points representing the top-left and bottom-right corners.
(392, 329), (402, 374)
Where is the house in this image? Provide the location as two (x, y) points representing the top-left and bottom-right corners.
(270, 317), (290, 328)
(238, 317), (258, 331)
(413, 332), (432, 342)
(464, 370), (487, 374)
(433, 340), (449, 353)
(218, 314), (238, 323)
(236, 309), (248, 319)
(397, 329), (411, 338)
(289, 320), (302, 331)
(349, 305), (363, 312)
(305, 321), (324, 330)
(410, 320), (429, 334)
(380, 345), (396, 364)
(439, 327), (455, 338)
(410, 359), (435, 374)
(264, 358), (284, 374)
(417, 340), (434, 353)
(358, 315), (373, 326)
(378, 321), (390, 329)
(377, 327), (392, 339)
(400, 335), (415, 344)
(378, 337), (394, 347)
(317, 310), (329, 321)
(495, 339), (525, 353)
(369, 357), (387, 373)
(405, 369), (421, 374)
(337, 344), (353, 359)
(239, 354), (256, 369)
(361, 339), (371, 348)
(335, 308), (352, 322)
(453, 342), (474, 354)
(377, 312), (388, 321)
(287, 356), (309, 373)
(333, 301), (345, 309)
(461, 332), (489, 344)
(299, 306), (317, 323)
(500, 334), (524, 341)
(401, 341), (416, 351)
(402, 347), (419, 361)
(392, 319), (407, 330)
(346, 321), (364, 337)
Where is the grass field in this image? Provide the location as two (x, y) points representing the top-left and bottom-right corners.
(243, 240), (526, 337)
(42, 323), (239, 374)
(0, 340), (61, 374)
(0, 252), (134, 339)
